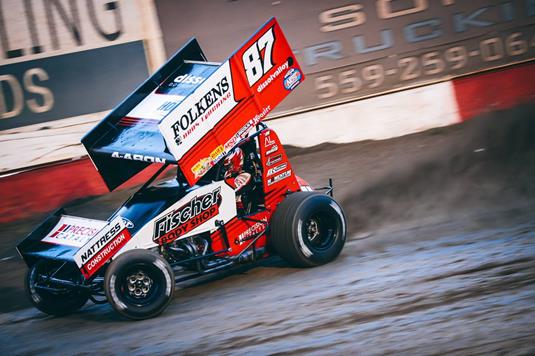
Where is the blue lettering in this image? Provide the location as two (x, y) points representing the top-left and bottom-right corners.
(353, 30), (393, 54)
(404, 19), (443, 43)
(454, 8), (494, 33)
(303, 41), (343, 66)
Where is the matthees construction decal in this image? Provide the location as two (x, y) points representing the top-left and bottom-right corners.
(74, 216), (131, 278)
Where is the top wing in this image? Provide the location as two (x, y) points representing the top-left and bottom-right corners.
(82, 18), (304, 190)
(159, 17), (304, 185)
(81, 39), (208, 191)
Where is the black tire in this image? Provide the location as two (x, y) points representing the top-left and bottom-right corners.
(25, 260), (89, 316)
(271, 192), (347, 267)
(104, 250), (175, 320)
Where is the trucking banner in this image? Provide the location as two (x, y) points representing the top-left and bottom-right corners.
(155, 0), (535, 115)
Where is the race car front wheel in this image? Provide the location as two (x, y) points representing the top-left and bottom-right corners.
(104, 250), (175, 320)
(271, 192), (347, 267)
(25, 260), (89, 316)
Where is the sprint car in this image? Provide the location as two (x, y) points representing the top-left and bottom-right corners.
(17, 18), (347, 320)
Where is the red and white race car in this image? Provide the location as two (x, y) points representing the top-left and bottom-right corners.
(17, 18), (347, 320)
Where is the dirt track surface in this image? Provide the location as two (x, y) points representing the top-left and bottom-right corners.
(1, 105), (535, 354)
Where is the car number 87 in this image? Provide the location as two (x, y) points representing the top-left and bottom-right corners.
(242, 27), (275, 86)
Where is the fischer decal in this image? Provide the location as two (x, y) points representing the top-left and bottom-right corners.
(153, 187), (222, 244)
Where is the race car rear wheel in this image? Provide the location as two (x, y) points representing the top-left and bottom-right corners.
(25, 260), (89, 316)
(104, 250), (175, 320)
(271, 192), (347, 267)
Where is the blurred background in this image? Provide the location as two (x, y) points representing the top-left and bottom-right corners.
(1, 0), (535, 354)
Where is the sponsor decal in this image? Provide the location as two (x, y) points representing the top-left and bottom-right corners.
(268, 170), (292, 186)
(153, 187), (222, 245)
(159, 62), (239, 163)
(266, 154), (282, 167)
(257, 61), (288, 93)
(111, 152), (166, 164)
(42, 216), (106, 248)
(283, 68), (302, 90)
(224, 105), (271, 152)
(157, 101), (180, 112)
(127, 94), (185, 121)
(210, 145), (225, 161)
(78, 221), (123, 264)
(191, 157), (213, 178)
(173, 74), (205, 85)
(264, 133), (276, 147)
(81, 229), (131, 278)
(265, 144), (278, 156)
(191, 144), (226, 179)
(237, 217), (268, 243)
(170, 77), (230, 145)
(267, 163), (287, 176)
(122, 217), (134, 229)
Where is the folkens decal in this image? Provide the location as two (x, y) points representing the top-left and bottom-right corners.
(171, 77), (230, 146)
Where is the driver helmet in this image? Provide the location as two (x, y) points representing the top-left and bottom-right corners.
(224, 147), (244, 177)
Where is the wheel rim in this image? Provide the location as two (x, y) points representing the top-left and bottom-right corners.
(303, 210), (338, 252)
(120, 264), (161, 307)
(126, 270), (154, 299)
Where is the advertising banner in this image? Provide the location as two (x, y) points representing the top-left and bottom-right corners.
(155, 0), (535, 115)
(0, 0), (150, 130)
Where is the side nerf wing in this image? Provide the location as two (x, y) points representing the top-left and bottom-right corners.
(159, 18), (304, 186)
